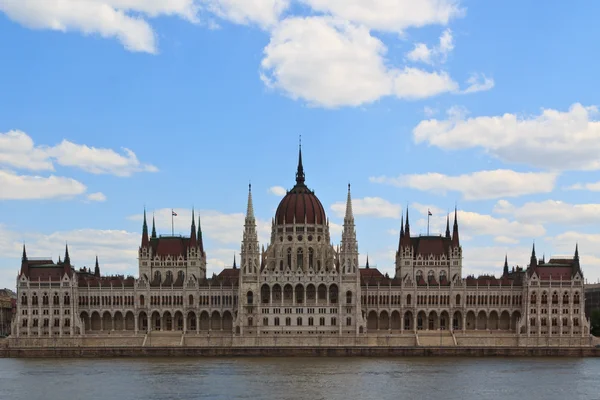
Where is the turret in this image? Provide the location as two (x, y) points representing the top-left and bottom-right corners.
(503, 254), (509, 276)
(451, 206), (460, 247)
(190, 208), (197, 247)
(141, 208), (149, 247)
(63, 244), (71, 276)
(530, 243), (537, 268)
(94, 255), (100, 277)
(20, 244), (28, 277)
(341, 183), (358, 275)
(445, 213), (451, 239)
(573, 243), (582, 277)
(197, 214), (204, 254)
(151, 214), (157, 239)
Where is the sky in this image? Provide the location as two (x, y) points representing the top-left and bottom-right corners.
(1, 0), (600, 290)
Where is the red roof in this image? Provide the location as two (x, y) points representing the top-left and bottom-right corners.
(275, 186), (326, 225)
(410, 236), (451, 256)
(150, 236), (191, 257)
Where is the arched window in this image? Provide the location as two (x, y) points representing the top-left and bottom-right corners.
(406, 294), (412, 305)
(309, 248), (314, 269)
(140, 295), (145, 306)
(64, 293), (70, 306)
(574, 292), (580, 304)
(346, 291), (352, 304)
(455, 294), (461, 305)
(42, 293), (49, 306)
(530, 293), (537, 304)
(287, 248), (292, 269)
(21, 294), (27, 306)
(439, 270), (447, 281)
(32, 293), (38, 306)
(297, 248), (304, 270)
(541, 292), (548, 304)
(563, 292), (569, 304)
(247, 291), (254, 305)
(53, 293), (60, 306)
(248, 317), (253, 327)
(188, 295), (194, 306)
(552, 292), (558, 304)
(178, 270), (185, 281)
(416, 270), (423, 280)
(427, 270), (435, 282)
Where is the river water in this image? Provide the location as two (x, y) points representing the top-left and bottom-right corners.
(0, 357), (598, 399)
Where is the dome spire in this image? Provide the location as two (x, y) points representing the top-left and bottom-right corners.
(296, 135), (305, 186)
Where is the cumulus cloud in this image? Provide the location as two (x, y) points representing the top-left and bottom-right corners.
(331, 197), (402, 219)
(411, 207), (545, 242)
(268, 186), (287, 196)
(370, 169), (557, 200)
(0, 170), (87, 200)
(128, 208), (271, 246)
(413, 103), (600, 170)
(260, 17), (460, 108)
(300, 0), (464, 32)
(406, 29), (454, 65)
(566, 181), (600, 192)
(0, 0), (200, 54)
(493, 199), (600, 225)
(0, 130), (157, 177)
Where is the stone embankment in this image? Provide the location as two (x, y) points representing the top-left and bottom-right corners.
(1, 346), (599, 358)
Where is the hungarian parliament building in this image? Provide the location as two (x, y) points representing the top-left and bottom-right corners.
(11, 149), (592, 347)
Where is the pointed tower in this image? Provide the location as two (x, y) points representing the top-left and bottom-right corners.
(296, 140), (305, 186)
(365, 254), (370, 269)
(452, 206), (460, 247)
(340, 183), (359, 275)
(190, 208), (198, 248)
(503, 254), (509, 276)
(405, 207), (411, 239)
(573, 243), (582, 277)
(529, 243), (538, 268)
(94, 256), (100, 277)
(445, 213), (451, 239)
(241, 183), (260, 276)
(63, 244), (71, 276)
(233, 254), (237, 269)
(151, 214), (157, 239)
(141, 208), (149, 247)
(20, 244), (29, 277)
(197, 214), (204, 255)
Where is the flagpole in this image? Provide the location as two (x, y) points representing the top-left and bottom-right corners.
(171, 209), (174, 236)
(427, 209), (430, 236)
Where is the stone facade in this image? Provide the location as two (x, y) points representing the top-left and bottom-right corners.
(10, 148), (592, 347)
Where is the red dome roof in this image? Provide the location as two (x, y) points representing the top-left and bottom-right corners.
(274, 146), (327, 225)
(275, 186), (327, 225)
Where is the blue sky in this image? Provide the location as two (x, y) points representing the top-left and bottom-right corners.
(1, 0), (600, 289)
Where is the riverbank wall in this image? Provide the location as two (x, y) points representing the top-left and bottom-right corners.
(1, 346), (599, 358)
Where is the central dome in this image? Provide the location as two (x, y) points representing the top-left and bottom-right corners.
(274, 147), (327, 225)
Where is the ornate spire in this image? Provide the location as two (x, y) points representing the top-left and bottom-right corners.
(344, 183), (354, 223)
(573, 243), (581, 276)
(246, 183), (255, 220)
(295, 137), (305, 186)
(197, 213), (204, 254)
(530, 242), (537, 267)
(405, 207), (410, 237)
(233, 254), (237, 269)
(575, 243), (579, 259)
(452, 206), (460, 246)
(366, 254), (370, 269)
(190, 208), (197, 247)
(142, 208), (149, 247)
(20, 244), (28, 277)
(445, 213), (451, 238)
(503, 254), (509, 276)
(94, 255), (100, 277)
(64, 243), (71, 265)
(151, 213), (157, 239)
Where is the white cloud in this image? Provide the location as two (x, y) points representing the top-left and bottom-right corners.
(300, 0), (464, 32)
(412, 208), (545, 241)
(413, 103), (600, 171)
(0, 170), (87, 200)
(0, 130), (157, 177)
(201, 0), (289, 29)
(331, 197), (401, 219)
(261, 17), (459, 108)
(47, 140), (158, 176)
(460, 73), (495, 94)
(494, 236), (519, 245)
(423, 106), (438, 117)
(370, 169), (557, 200)
(566, 181), (600, 191)
(494, 200), (600, 225)
(87, 192), (107, 202)
(406, 29), (454, 65)
(129, 208), (271, 246)
(268, 186), (287, 196)
(0, 0), (199, 54)
(462, 245), (531, 277)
